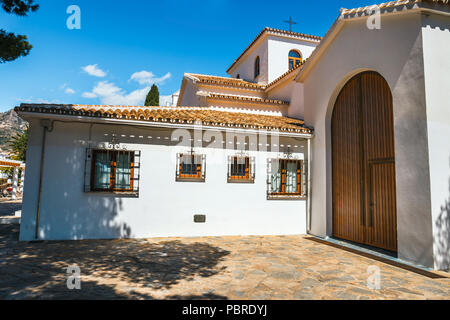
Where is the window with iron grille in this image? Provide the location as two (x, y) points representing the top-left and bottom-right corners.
(176, 153), (206, 182)
(267, 158), (306, 200)
(227, 156), (255, 183)
(84, 149), (140, 195)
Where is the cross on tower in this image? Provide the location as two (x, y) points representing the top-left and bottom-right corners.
(284, 16), (297, 32)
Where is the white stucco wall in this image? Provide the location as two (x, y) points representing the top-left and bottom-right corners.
(421, 13), (450, 270)
(179, 80), (289, 115)
(266, 81), (307, 119)
(20, 118), (308, 241)
(287, 82), (305, 120)
(267, 81), (295, 104)
(231, 41), (268, 84)
(300, 13), (438, 268)
(178, 78), (203, 107)
(267, 37), (317, 83)
(230, 35), (318, 85)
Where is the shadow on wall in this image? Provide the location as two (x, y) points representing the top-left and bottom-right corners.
(37, 144), (133, 240)
(434, 157), (450, 271)
(35, 123), (304, 240)
(1, 225), (230, 300)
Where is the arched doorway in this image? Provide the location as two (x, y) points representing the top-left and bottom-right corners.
(332, 71), (397, 252)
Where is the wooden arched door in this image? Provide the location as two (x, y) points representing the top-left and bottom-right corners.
(332, 72), (397, 252)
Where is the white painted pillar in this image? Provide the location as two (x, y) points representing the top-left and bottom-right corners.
(12, 167), (19, 200)
(20, 168), (25, 193)
(307, 138), (312, 233)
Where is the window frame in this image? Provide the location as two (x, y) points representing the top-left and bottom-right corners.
(85, 148), (140, 196)
(176, 153), (206, 182)
(267, 158), (307, 200)
(254, 56), (260, 79)
(288, 50), (302, 70)
(227, 156), (255, 184)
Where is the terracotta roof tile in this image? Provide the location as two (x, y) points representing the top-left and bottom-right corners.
(188, 73), (265, 90)
(341, 0), (449, 15)
(15, 104), (312, 134)
(204, 92), (289, 106)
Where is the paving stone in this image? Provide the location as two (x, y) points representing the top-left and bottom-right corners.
(390, 276), (409, 285)
(232, 290), (245, 297)
(232, 270), (245, 280)
(300, 278), (321, 289)
(293, 290), (314, 300)
(323, 275), (355, 282)
(391, 287), (422, 296)
(0, 218), (449, 300)
(270, 271), (301, 280)
(327, 284), (347, 289)
(249, 269), (266, 276)
(334, 291), (358, 300)
(250, 292), (271, 300)
(349, 287), (378, 296)
(416, 286), (447, 296)
(318, 269), (342, 276)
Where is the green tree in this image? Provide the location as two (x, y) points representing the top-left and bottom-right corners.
(0, 0), (39, 64)
(8, 126), (28, 161)
(145, 84), (159, 106)
(0, 126), (27, 180)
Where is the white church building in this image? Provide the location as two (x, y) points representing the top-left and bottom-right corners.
(16, 0), (450, 271)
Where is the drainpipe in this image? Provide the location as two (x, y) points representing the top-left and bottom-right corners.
(35, 119), (53, 240)
(307, 138), (312, 233)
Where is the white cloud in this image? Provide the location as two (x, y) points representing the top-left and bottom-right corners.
(82, 64), (107, 77)
(60, 84), (75, 94)
(65, 87), (75, 94)
(82, 81), (150, 105)
(130, 71), (171, 85)
(82, 92), (97, 98)
(81, 69), (172, 105)
(20, 97), (61, 104)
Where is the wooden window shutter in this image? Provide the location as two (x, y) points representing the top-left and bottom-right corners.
(250, 156), (255, 181)
(245, 157), (250, 179)
(227, 156), (232, 179)
(110, 154), (116, 190)
(129, 153), (135, 190)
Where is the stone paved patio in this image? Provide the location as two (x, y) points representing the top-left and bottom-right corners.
(0, 221), (449, 300)
(0, 200), (21, 218)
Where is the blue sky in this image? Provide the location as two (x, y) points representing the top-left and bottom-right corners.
(0, 0), (379, 112)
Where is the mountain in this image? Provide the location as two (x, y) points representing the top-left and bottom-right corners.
(0, 109), (28, 153)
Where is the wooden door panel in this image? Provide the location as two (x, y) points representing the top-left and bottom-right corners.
(332, 76), (364, 243)
(361, 73), (395, 160)
(367, 161), (398, 251)
(332, 72), (397, 252)
(361, 73), (397, 251)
